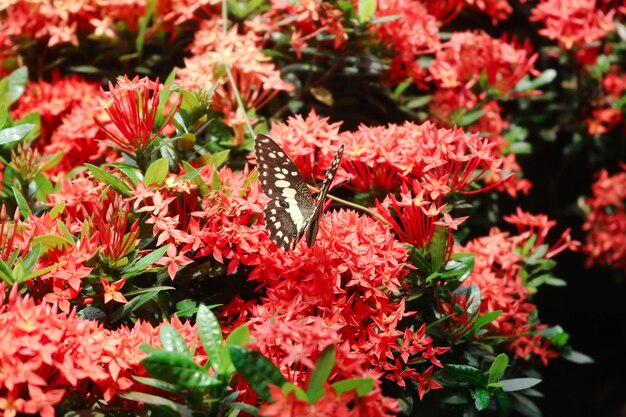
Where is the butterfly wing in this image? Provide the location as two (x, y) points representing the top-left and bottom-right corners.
(254, 134), (315, 250)
(302, 144), (344, 248)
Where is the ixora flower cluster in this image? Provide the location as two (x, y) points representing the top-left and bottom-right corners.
(0, 0), (620, 416)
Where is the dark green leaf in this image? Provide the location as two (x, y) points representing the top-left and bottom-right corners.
(21, 243), (41, 275)
(307, 345), (335, 403)
(84, 163), (132, 197)
(229, 345), (287, 401)
(122, 244), (170, 277)
(141, 351), (219, 388)
(500, 378), (541, 392)
(510, 392), (541, 417)
(488, 354), (509, 384)
(227, 402), (260, 416)
(494, 388), (512, 416)
(331, 378), (375, 397)
(111, 288), (166, 322)
(0, 259), (13, 284)
(0, 124), (34, 146)
(441, 364), (487, 387)
(472, 310), (501, 333)
(474, 388), (491, 411)
(120, 391), (193, 417)
(133, 376), (179, 393)
(197, 304), (225, 374)
(160, 324), (190, 354)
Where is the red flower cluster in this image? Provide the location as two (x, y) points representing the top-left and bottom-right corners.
(253, 0), (347, 58)
(374, 0), (440, 84)
(0, 0), (221, 50)
(530, 0), (616, 50)
(177, 17), (293, 138)
(443, 209), (579, 364)
(0, 282), (204, 417)
(587, 69), (626, 135)
(583, 165), (626, 271)
(224, 209), (448, 402)
(341, 121), (504, 196)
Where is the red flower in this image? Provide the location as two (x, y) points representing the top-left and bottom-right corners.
(583, 165), (626, 271)
(530, 0), (616, 50)
(101, 277), (128, 304)
(95, 76), (181, 158)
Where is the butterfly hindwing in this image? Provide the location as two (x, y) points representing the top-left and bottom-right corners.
(255, 134), (315, 249)
(301, 144), (344, 247)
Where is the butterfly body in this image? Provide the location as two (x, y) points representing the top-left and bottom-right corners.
(254, 134), (343, 250)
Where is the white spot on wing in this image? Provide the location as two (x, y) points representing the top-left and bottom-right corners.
(275, 180), (291, 188)
(282, 188), (305, 229)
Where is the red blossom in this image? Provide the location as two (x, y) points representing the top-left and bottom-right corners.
(442, 210), (578, 364)
(583, 165), (626, 271)
(101, 277), (128, 304)
(530, 0), (616, 50)
(95, 76), (181, 157)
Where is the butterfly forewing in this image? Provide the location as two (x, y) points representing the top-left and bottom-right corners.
(254, 134), (315, 250)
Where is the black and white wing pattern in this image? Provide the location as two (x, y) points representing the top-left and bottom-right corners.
(254, 134), (344, 251)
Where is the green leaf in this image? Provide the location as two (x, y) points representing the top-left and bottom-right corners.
(21, 243), (41, 275)
(144, 157), (169, 186)
(49, 202), (65, 219)
(474, 388), (491, 411)
(472, 310), (502, 333)
(11, 186), (31, 218)
(561, 350), (594, 364)
(441, 364), (487, 387)
(0, 259), (13, 284)
(358, 0), (377, 23)
(40, 152), (64, 172)
(493, 388), (512, 415)
(459, 108), (485, 126)
(331, 378), (374, 397)
(111, 287), (171, 322)
(516, 69), (557, 92)
(0, 124), (34, 146)
(141, 351), (219, 388)
(85, 163), (132, 197)
(229, 345), (287, 401)
(122, 244), (170, 277)
(113, 163), (140, 187)
(182, 161), (210, 195)
(488, 354), (509, 384)
(307, 345), (335, 403)
(31, 235), (72, 254)
(499, 378), (541, 392)
(120, 391), (193, 417)
(6, 67), (27, 106)
(211, 149), (230, 169)
(0, 103), (7, 130)
(282, 382), (308, 401)
(197, 304), (225, 374)
(160, 324), (191, 354)
(133, 375), (179, 394)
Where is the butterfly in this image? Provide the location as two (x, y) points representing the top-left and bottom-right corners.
(254, 134), (344, 251)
